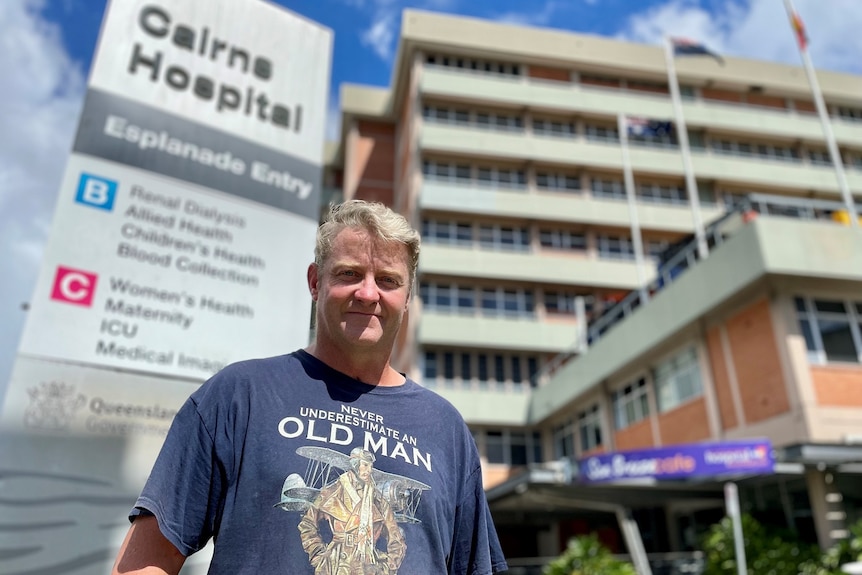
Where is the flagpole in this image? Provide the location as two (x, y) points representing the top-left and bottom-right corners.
(618, 113), (649, 305)
(664, 36), (709, 259)
(783, 0), (858, 228)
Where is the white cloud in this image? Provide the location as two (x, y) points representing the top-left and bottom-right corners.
(353, 0), (458, 63)
(0, 0), (84, 396)
(618, 0), (862, 74)
(361, 10), (398, 60)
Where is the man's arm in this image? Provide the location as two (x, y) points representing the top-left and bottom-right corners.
(111, 515), (187, 575)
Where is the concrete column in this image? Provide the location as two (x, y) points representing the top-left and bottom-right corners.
(805, 467), (848, 550)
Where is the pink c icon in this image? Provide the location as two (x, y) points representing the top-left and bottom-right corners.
(51, 266), (98, 307)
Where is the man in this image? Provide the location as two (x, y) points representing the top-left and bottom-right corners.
(112, 200), (508, 574)
(298, 448), (405, 574)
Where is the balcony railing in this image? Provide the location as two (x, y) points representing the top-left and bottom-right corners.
(533, 193), (862, 385)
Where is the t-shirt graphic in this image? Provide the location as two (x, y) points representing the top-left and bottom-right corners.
(276, 446), (430, 574)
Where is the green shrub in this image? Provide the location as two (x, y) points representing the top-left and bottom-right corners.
(701, 513), (821, 575)
(543, 533), (637, 575)
(800, 518), (862, 575)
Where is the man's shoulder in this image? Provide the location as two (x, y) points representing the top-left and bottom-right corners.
(214, 352), (304, 380)
(404, 380), (463, 415)
(192, 352), (302, 399)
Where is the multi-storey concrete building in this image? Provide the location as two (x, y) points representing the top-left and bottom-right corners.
(329, 9), (862, 571)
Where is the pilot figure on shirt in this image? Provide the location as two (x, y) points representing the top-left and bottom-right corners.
(298, 447), (406, 575)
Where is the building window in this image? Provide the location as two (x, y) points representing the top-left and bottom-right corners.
(425, 53), (521, 77)
(460, 353), (472, 382)
(584, 124), (619, 143)
(637, 183), (688, 206)
(590, 177), (626, 201)
(553, 417), (576, 459)
(533, 118), (576, 138)
(423, 106), (523, 132)
(539, 229), (587, 252)
(528, 357), (539, 388)
(807, 149), (832, 166)
(536, 171), (580, 192)
(422, 283), (537, 317)
(477, 355), (488, 385)
(478, 224), (530, 251)
(476, 111), (525, 132)
(479, 287), (534, 317)
(837, 106), (862, 122)
(442, 351), (455, 381)
(596, 234), (635, 260)
(423, 351), (437, 382)
(795, 296), (862, 364)
(544, 291), (593, 316)
(578, 404), (603, 452)
(613, 377), (650, 429)
(710, 138), (800, 163)
(486, 431), (506, 463)
(423, 349), (539, 391)
(476, 166), (527, 189)
(655, 347), (703, 412)
(421, 160), (472, 183)
(482, 430), (541, 465)
(421, 219), (473, 246)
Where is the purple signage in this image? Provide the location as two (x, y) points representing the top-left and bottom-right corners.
(579, 439), (774, 484)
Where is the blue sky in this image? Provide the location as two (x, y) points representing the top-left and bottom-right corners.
(1, 0), (861, 398)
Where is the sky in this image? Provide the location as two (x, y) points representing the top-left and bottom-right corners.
(0, 0), (861, 400)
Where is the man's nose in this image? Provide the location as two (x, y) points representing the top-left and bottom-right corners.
(354, 274), (380, 302)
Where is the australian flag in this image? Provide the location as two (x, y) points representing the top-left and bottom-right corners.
(626, 116), (673, 139)
(671, 37), (724, 64)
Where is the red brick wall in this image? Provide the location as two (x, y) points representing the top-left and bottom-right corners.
(613, 418), (654, 451)
(811, 365), (862, 407)
(726, 300), (790, 423)
(346, 121), (396, 206)
(658, 398), (710, 444)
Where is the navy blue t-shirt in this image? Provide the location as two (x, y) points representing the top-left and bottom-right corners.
(132, 350), (508, 574)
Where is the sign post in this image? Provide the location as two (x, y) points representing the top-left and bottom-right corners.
(0, 1), (332, 573)
(724, 482), (748, 575)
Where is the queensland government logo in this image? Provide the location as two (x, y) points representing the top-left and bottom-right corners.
(25, 381), (86, 430)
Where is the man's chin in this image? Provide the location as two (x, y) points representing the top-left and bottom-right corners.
(342, 331), (384, 347)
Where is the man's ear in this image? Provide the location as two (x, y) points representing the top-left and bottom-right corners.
(307, 263), (319, 301)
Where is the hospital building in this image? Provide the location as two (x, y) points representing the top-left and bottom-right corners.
(325, 10), (862, 572)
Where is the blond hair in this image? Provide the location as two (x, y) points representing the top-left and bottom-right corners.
(314, 200), (421, 286)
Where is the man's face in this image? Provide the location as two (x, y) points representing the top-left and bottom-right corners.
(308, 228), (411, 355)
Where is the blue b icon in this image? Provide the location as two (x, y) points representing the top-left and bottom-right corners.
(75, 173), (117, 211)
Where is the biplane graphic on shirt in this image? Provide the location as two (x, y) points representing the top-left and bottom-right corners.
(274, 445), (431, 523)
(276, 446), (432, 573)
